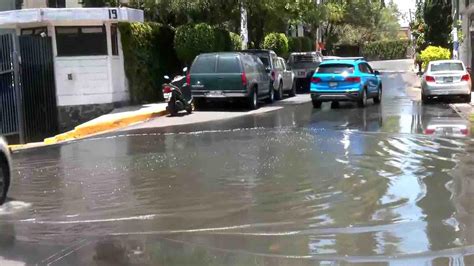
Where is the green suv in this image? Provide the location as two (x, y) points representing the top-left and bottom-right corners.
(189, 52), (273, 110)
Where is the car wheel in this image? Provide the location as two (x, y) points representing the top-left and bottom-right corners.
(275, 82), (284, 100)
(248, 87), (259, 110)
(374, 86), (382, 104)
(358, 88), (368, 107)
(464, 94), (472, 103)
(266, 85), (275, 103)
(421, 94), (430, 104)
(312, 99), (322, 109)
(0, 158), (10, 205)
(289, 81), (296, 97)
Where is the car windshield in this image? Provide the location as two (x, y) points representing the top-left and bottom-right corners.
(317, 64), (355, 74)
(430, 62), (464, 72)
(289, 54), (321, 69)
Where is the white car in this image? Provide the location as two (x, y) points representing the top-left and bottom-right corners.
(0, 137), (11, 204)
(421, 60), (472, 104)
(277, 57), (296, 97)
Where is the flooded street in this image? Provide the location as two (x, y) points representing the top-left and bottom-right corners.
(2, 69), (474, 265)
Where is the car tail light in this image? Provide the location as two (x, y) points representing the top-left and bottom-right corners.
(461, 74), (471, 82)
(163, 86), (172, 93)
(242, 72), (248, 86)
(186, 73), (191, 86)
(425, 75), (435, 83)
(271, 71), (276, 80)
(311, 77), (322, 84)
(345, 77), (361, 83)
(461, 128), (469, 135)
(424, 128), (435, 135)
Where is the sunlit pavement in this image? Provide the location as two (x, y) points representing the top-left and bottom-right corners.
(2, 60), (474, 265)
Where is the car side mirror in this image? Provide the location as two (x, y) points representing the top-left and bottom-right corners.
(374, 70), (380, 75)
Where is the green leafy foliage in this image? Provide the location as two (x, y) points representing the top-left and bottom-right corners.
(288, 37), (302, 53)
(423, 0), (453, 48)
(119, 22), (180, 104)
(229, 32), (242, 51)
(174, 23), (216, 64)
(361, 40), (409, 60)
(420, 46), (451, 69)
(214, 27), (233, 52)
(262, 33), (289, 56)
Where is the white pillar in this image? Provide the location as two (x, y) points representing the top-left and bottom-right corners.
(240, 0), (248, 50)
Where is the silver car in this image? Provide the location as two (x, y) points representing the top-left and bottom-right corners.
(277, 57), (296, 97)
(0, 137), (11, 204)
(421, 60), (472, 104)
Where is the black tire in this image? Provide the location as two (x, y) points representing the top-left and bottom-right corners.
(374, 86), (382, 104)
(358, 88), (368, 108)
(248, 87), (259, 110)
(289, 81), (296, 97)
(464, 94), (472, 103)
(275, 82), (284, 100)
(0, 158), (10, 205)
(166, 101), (178, 116)
(312, 99), (322, 108)
(421, 94), (430, 104)
(185, 104), (193, 114)
(266, 84), (275, 104)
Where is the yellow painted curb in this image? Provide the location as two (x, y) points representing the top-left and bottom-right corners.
(43, 109), (168, 145)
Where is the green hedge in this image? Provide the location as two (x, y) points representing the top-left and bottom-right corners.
(262, 33), (289, 56)
(361, 40), (409, 60)
(288, 37), (314, 53)
(214, 27), (233, 52)
(420, 46), (451, 69)
(119, 22), (181, 104)
(230, 32), (242, 51)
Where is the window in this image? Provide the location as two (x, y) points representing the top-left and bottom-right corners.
(48, 0), (65, 8)
(191, 55), (217, 73)
(56, 26), (107, 56)
(21, 27), (48, 36)
(317, 64), (355, 74)
(217, 56), (241, 73)
(279, 59), (286, 70)
(430, 62), (464, 72)
(111, 24), (119, 56)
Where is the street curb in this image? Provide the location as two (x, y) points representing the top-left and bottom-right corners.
(10, 108), (168, 151)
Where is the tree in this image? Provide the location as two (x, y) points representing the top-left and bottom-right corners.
(423, 0), (453, 48)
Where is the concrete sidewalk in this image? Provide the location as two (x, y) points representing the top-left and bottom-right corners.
(10, 103), (168, 151)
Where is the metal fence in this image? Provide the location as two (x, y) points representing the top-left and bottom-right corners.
(0, 34), (19, 137)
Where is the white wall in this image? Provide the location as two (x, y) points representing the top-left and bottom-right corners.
(23, 0), (83, 8)
(55, 56), (112, 106)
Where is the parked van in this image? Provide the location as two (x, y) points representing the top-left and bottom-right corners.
(189, 52), (273, 110)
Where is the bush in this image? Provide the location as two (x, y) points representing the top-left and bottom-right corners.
(262, 33), (289, 56)
(300, 37), (314, 52)
(420, 46), (451, 69)
(230, 32), (242, 51)
(288, 37), (302, 53)
(361, 40), (410, 60)
(214, 27), (232, 52)
(175, 23), (215, 64)
(119, 22), (181, 104)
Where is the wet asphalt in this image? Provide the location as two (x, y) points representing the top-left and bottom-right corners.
(2, 65), (474, 265)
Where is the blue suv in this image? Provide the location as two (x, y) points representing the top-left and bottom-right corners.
(310, 59), (382, 108)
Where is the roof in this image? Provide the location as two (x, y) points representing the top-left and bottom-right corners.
(0, 7), (143, 27)
(320, 59), (365, 65)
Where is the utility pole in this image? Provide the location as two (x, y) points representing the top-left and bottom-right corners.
(240, 0), (248, 50)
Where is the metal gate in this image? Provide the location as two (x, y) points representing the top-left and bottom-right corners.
(19, 35), (58, 142)
(0, 34), (20, 138)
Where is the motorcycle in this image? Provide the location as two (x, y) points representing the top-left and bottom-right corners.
(162, 67), (193, 116)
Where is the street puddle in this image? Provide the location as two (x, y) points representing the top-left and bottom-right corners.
(0, 201), (31, 216)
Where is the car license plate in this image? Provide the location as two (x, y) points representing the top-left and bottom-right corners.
(164, 92), (171, 102)
(444, 77), (453, 83)
(207, 91), (224, 97)
(329, 82), (338, 87)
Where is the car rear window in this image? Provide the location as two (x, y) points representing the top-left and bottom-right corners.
(191, 55), (216, 73)
(317, 64), (355, 74)
(289, 54), (321, 69)
(430, 62), (464, 72)
(217, 55), (241, 73)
